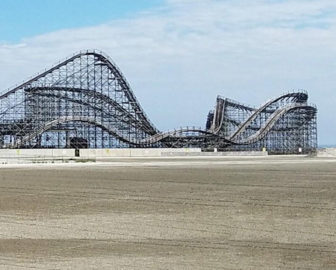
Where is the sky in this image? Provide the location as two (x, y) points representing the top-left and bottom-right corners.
(0, 0), (335, 145)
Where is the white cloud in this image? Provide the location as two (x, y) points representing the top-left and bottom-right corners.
(0, 0), (335, 144)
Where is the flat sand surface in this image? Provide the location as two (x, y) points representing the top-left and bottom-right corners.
(0, 156), (335, 269)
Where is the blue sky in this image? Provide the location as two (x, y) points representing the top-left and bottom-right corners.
(0, 0), (336, 145)
(0, 0), (163, 42)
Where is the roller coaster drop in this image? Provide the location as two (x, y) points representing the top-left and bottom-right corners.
(0, 50), (317, 154)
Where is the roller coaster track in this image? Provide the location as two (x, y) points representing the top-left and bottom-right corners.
(11, 95), (316, 148)
(24, 87), (156, 134)
(0, 50), (158, 133)
(15, 116), (132, 148)
(140, 102), (315, 146)
(234, 103), (314, 144)
(12, 88), (315, 147)
(229, 92), (308, 140)
(209, 93), (308, 136)
(0, 50), (317, 152)
(15, 116), (220, 147)
(15, 102), (314, 148)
